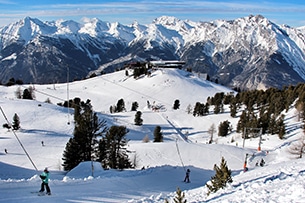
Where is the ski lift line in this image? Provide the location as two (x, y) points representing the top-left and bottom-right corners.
(99, 75), (173, 107)
(20, 85), (78, 112)
(0, 106), (39, 172)
(175, 139), (186, 172)
(18, 84), (65, 103)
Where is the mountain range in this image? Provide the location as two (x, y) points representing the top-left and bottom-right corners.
(0, 15), (305, 90)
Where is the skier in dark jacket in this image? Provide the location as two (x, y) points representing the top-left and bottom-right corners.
(184, 169), (190, 183)
(260, 158), (265, 167)
(39, 167), (51, 195)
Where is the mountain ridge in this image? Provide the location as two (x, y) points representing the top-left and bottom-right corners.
(0, 15), (305, 90)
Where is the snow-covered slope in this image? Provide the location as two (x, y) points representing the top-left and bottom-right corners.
(0, 68), (305, 202)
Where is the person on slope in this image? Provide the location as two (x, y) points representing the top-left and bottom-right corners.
(39, 167), (51, 195)
(184, 168), (190, 183)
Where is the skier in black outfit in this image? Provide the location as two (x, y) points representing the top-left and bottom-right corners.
(260, 158), (265, 167)
(39, 168), (51, 195)
(184, 169), (190, 183)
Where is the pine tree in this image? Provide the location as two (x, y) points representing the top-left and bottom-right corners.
(22, 88), (33, 100)
(131, 101), (139, 111)
(62, 138), (82, 171)
(214, 103), (221, 114)
(204, 102), (210, 115)
(134, 111), (143, 126)
(173, 99), (180, 110)
(218, 120), (231, 137)
(276, 114), (285, 139)
(102, 125), (132, 169)
(12, 113), (20, 130)
(97, 137), (107, 167)
(116, 98), (125, 112)
(268, 114), (277, 135)
(62, 100), (107, 171)
(206, 157), (232, 195)
(229, 99), (237, 118)
(173, 187), (187, 203)
(193, 102), (201, 116)
(193, 102), (205, 116)
(153, 125), (163, 142)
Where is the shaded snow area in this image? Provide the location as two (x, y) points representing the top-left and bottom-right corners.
(0, 68), (304, 202)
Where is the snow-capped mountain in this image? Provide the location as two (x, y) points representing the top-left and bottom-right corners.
(0, 15), (305, 89)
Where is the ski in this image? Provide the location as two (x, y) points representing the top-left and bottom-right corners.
(38, 192), (51, 196)
(31, 191), (51, 196)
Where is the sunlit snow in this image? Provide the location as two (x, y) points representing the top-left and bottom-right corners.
(0, 68), (304, 202)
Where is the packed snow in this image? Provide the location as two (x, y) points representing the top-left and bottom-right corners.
(0, 68), (304, 202)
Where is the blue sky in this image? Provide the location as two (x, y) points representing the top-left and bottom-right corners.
(0, 0), (304, 27)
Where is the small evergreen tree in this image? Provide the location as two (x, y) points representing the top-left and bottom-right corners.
(153, 125), (163, 142)
(12, 113), (20, 130)
(22, 88), (33, 100)
(116, 98), (125, 112)
(218, 120), (231, 137)
(204, 102), (210, 115)
(173, 99), (180, 110)
(173, 187), (187, 203)
(134, 111), (143, 126)
(229, 100), (237, 118)
(193, 102), (205, 116)
(131, 101), (139, 111)
(6, 77), (15, 86)
(110, 105), (116, 114)
(214, 103), (221, 114)
(206, 157), (232, 195)
(45, 98), (52, 104)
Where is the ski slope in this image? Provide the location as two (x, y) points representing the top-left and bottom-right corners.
(0, 68), (304, 202)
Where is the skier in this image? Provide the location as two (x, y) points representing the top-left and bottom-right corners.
(39, 167), (51, 195)
(4, 148), (7, 154)
(260, 158), (265, 167)
(184, 169), (190, 183)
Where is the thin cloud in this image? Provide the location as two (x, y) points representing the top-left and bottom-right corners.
(0, 1), (304, 27)
(0, 0), (16, 4)
(26, 1), (305, 15)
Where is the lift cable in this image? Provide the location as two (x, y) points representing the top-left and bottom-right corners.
(0, 106), (38, 172)
(175, 139), (186, 172)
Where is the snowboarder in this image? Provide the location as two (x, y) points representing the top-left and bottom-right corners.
(184, 169), (190, 183)
(39, 167), (51, 195)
